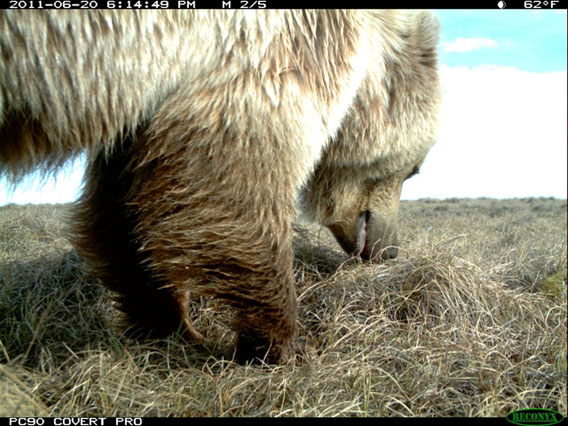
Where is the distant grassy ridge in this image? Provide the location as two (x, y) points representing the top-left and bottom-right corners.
(0, 198), (565, 417)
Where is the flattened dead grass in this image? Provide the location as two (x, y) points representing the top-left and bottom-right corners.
(0, 198), (566, 417)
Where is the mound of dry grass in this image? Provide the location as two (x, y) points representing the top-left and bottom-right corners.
(0, 199), (566, 417)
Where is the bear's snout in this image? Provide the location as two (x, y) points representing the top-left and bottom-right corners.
(327, 210), (399, 261)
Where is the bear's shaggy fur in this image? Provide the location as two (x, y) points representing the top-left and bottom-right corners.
(0, 10), (441, 363)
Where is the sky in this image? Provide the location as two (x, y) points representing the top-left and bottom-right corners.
(0, 10), (567, 205)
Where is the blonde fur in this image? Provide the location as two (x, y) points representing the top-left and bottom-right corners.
(0, 10), (441, 363)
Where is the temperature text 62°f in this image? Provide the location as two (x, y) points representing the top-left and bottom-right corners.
(524, 0), (560, 8)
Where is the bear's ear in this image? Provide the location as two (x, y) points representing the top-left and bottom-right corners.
(412, 10), (440, 66)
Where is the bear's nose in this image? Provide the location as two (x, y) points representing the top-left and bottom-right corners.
(385, 246), (398, 259)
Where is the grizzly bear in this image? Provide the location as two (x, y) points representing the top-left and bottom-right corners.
(0, 10), (441, 363)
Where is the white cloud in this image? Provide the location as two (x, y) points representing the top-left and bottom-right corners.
(0, 157), (84, 205)
(442, 38), (499, 53)
(402, 65), (567, 199)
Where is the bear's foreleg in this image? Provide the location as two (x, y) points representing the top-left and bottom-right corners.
(123, 122), (302, 363)
(72, 142), (203, 341)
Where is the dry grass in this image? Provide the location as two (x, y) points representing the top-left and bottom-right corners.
(0, 198), (566, 417)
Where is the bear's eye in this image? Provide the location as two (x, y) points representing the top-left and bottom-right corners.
(405, 165), (420, 180)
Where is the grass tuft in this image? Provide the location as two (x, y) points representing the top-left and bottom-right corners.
(0, 198), (566, 416)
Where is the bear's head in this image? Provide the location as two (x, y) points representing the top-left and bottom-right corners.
(301, 10), (441, 261)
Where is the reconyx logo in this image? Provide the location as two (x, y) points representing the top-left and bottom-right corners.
(506, 409), (565, 426)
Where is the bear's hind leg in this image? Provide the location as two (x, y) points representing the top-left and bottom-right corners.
(72, 146), (203, 341)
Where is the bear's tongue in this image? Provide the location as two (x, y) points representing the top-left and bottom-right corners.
(356, 211), (368, 255)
